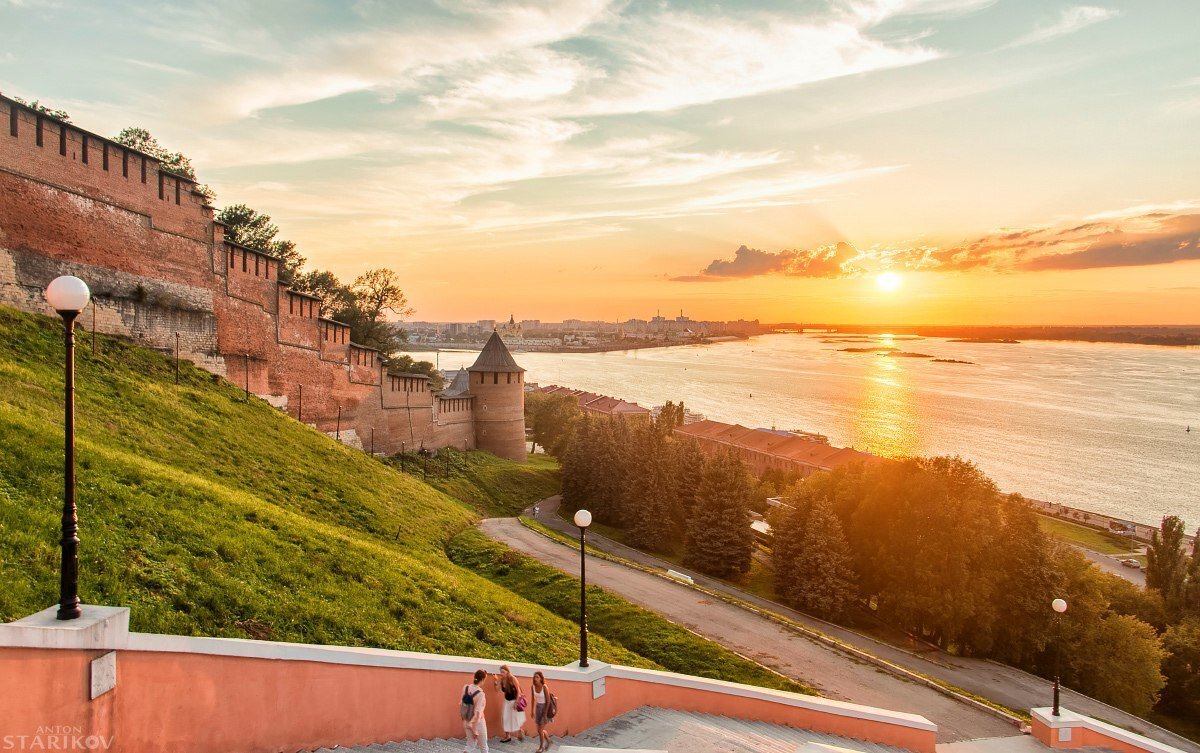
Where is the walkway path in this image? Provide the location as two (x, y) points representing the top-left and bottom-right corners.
(479, 497), (1196, 751)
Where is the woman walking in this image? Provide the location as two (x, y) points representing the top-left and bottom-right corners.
(460, 669), (489, 753)
(531, 671), (555, 753)
(493, 664), (526, 743)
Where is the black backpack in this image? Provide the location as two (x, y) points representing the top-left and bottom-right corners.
(460, 685), (480, 721)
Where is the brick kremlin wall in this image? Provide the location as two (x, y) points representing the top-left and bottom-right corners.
(0, 93), (483, 455)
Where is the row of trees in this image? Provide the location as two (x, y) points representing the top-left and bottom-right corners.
(558, 410), (757, 578)
(547, 395), (1199, 718)
(768, 459), (1175, 714)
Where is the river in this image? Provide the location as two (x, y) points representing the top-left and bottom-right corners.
(439, 333), (1199, 529)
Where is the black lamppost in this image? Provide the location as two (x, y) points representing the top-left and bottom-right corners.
(1052, 597), (1068, 715)
(46, 275), (91, 621)
(574, 508), (593, 667)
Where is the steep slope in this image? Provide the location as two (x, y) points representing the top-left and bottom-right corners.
(0, 305), (797, 697)
(0, 304), (634, 663)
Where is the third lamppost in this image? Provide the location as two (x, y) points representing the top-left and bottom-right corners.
(45, 275), (91, 621)
(1052, 597), (1068, 715)
(574, 508), (592, 668)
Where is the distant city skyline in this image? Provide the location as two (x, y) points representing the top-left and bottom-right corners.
(2, 1), (1197, 324)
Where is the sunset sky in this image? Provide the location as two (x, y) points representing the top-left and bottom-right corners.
(2, 0), (1198, 324)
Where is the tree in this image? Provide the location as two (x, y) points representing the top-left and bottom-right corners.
(683, 452), (754, 577)
(1070, 613), (1165, 716)
(352, 269), (413, 323)
(560, 414), (595, 509)
(1159, 617), (1200, 717)
(655, 401), (685, 435)
(216, 204), (305, 281)
(990, 495), (1061, 666)
(1185, 530), (1200, 616)
(525, 392), (580, 457)
(13, 97), (70, 121)
(113, 127), (215, 203)
(388, 354), (443, 390)
(626, 427), (679, 552)
(779, 497), (858, 619)
(1147, 516), (1189, 613)
(671, 439), (706, 518)
(290, 270), (353, 318)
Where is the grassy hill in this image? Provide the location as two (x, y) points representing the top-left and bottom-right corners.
(391, 448), (560, 517)
(0, 305), (793, 691)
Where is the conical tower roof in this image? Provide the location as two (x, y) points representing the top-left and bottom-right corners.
(441, 367), (471, 396)
(468, 330), (525, 373)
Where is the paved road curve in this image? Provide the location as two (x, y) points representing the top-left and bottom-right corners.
(481, 516), (1017, 744)
(482, 498), (1197, 752)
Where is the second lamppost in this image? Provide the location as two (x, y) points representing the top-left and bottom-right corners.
(45, 275), (91, 621)
(574, 508), (592, 668)
(1052, 597), (1068, 715)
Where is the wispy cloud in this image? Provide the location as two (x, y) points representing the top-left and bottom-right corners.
(1006, 5), (1118, 48)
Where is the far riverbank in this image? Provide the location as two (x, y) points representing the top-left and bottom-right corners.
(403, 334), (747, 355)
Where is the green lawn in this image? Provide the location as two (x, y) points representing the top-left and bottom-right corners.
(447, 527), (809, 694)
(394, 449), (560, 517)
(1037, 515), (1139, 555)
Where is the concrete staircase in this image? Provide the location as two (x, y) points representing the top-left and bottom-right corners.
(309, 706), (917, 752)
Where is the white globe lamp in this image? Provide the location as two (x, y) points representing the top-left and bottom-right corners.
(45, 275), (90, 313)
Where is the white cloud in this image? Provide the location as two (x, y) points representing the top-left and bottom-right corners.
(1007, 6), (1118, 48)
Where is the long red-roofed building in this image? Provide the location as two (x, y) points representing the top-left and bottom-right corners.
(675, 419), (880, 477)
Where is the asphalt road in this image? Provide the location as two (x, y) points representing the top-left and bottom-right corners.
(482, 498), (1197, 752)
(1074, 545), (1147, 587)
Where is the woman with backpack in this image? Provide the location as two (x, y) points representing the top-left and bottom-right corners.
(531, 671), (557, 753)
(460, 669), (489, 753)
(493, 664), (526, 743)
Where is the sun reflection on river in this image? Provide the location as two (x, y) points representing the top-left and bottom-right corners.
(852, 353), (921, 458)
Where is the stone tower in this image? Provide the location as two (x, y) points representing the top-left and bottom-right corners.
(468, 330), (527, 462)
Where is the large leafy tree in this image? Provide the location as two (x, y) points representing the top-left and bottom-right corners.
(216, 204), (305, 281)
(1159, 618), (1200, 716)
(683, 452), (754, 577)
(290, 270), (354, 318)
(525, 392), (580, 457)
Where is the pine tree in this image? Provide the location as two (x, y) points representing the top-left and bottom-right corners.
(683, 452), (754, 577)
(626, 430), (677, 552)
(1147, 515), (1189, 614)
(781, 498), (858, 619)
(560, 414), (593, 509)
(672, 439), (706, 521)
(771, 488), (813, 604)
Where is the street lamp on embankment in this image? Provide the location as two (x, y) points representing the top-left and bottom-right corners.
(1052, 597), (1069, 715)
(574, 508), (592, 668)
(45, 275), (91, 621)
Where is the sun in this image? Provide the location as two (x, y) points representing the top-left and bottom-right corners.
(876, 271), (903, 293)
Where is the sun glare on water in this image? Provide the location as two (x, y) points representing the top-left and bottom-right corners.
(876, 272), (903, 293)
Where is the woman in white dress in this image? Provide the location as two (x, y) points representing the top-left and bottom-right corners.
(494, 664), (526, 742)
